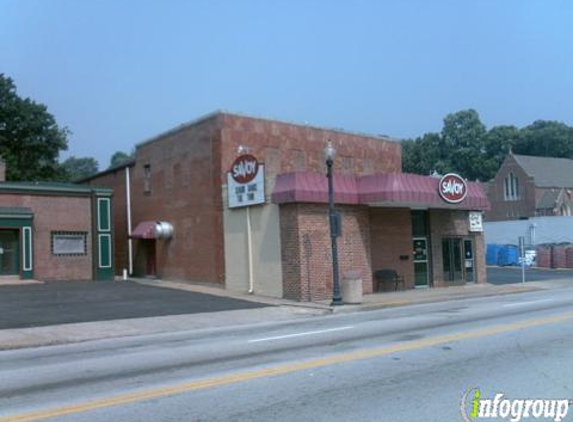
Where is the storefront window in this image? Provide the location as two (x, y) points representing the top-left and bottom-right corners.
(411, 211), (428, 236)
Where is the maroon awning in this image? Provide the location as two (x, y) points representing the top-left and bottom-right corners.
(271, 172), (359, 204)
(131, 221), (157, 239)
(272, 172), (490, 210)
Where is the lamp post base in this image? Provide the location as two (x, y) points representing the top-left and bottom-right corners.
(330, 297), (344, 306)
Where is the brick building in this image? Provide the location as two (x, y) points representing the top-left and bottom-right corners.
(0, 162), (114, 281)
(485, 153), (573, 221)
(82, 111), (489, 301)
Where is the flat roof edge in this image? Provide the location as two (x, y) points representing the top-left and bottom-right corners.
(134, 110), (400, 152)
(135, 111), (223, 150)
(0, 183), (112, 196)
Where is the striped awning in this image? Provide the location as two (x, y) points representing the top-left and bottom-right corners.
(272, 172), (490, 210)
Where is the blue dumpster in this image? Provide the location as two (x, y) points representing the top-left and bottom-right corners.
(498, 245), (519, 266)
(486, 244), (502, 266)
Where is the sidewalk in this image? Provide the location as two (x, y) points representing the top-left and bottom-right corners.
(135, 277), (548, 312)
(0, 277), (569, 351)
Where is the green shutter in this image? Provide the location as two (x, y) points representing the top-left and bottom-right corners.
(98, 234), (112, 268)
(94, 195), (114, 280)
(98, 198), (110, 232)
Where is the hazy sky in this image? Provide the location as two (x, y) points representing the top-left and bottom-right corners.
(1, 0), (572, 168)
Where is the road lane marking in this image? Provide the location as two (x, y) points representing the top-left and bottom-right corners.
(3, 311), (573, 422)
(248, 326), (353, 343)
(503, 299), (554, 308)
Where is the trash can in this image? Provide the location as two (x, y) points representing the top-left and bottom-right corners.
(341, 270), (363, 304)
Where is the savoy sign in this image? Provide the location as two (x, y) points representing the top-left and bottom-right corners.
(231, 154), (259, 184)
(438, 173), (467, 204)
(228, 154), (265, 208)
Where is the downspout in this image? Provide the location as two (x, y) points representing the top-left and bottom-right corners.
(126, 166), (133, 275)
(247, 206), (254, 294)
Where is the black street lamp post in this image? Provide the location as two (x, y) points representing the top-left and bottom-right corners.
(325, 140), (343, 306)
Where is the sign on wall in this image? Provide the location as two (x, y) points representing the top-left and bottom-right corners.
(438, 173), (468, 204)
(228, 154), (265, 208)
(469, 211), (483, 232)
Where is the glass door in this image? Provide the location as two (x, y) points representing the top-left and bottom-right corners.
(442, 238), (463, 282)
(413, 237), (429, 287)
(0, 230), (19, 275)
(442, 238), (475, 282)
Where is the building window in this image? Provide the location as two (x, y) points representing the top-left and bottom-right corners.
(143, 164), (152, 194)
(504, 173), (519, 201)
(51, 232), (87, 256)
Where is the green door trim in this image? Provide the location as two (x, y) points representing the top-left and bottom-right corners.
(413, 237), (430, 288)
(0, 216), (34, 279)
(22, 226), (32, 272)
(0, 230), (20, 276)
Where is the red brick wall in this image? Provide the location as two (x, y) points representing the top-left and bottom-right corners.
(131, 118), (225, 283)
(369, 208), (414, 289)
(0, 193), (93, 280)
(280, 203), (372, 302)
(218, 114), (401, 196)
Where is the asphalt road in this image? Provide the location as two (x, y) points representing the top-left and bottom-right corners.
(1, 286), (573, 422)
(487, 266), (573, 285)
(0, 281), (268, 329)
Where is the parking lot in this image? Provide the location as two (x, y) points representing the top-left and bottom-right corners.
(487, 266), (573, 285)
(0, 281), (269, 329)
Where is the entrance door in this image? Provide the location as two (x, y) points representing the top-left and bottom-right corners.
(145, 240), (156, 277)
(0, 230), (19, 275)
(413, 237), (429, 287)
(464, 239), (475, 283)
(442, 238), (473, 283)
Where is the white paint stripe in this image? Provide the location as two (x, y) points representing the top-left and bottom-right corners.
(503, 299), (554, 308)
(248, 326), (353, 343)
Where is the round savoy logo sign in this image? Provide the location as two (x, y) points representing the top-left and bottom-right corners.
(439, 173), (467, 204)
(231, 154), (259, 184)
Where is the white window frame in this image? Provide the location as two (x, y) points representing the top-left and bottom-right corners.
(98, 234), (112, 268)
(23, 226), (33, 271)
(97, 197), (111, 232)
(51, 232), (87, 256)
(504, 173), (519, 201)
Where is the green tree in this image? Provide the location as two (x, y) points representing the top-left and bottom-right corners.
(61, 156), (98, 181)
(402, 133), (447, 175)
(481, 125), (520, 180)
(440, 109), (487, 181)
(0, 74), (69, 181)
(402, 110), (525, 181)
(109, 150), (133, 168)
(514, 120), (573, 158)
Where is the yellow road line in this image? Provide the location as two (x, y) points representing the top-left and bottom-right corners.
(3, 311), (573, 422)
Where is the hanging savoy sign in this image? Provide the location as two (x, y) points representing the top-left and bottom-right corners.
(438, 173), (467, 204)
(231, 154), (259, 184)
(227, 154), (265, 208)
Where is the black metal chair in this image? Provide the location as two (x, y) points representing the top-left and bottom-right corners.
(373, 269), (405, 292)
